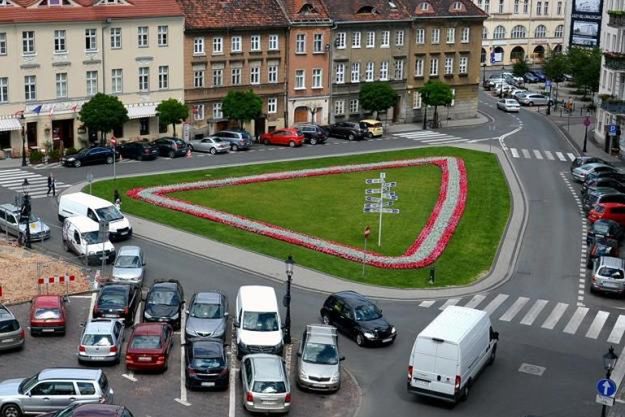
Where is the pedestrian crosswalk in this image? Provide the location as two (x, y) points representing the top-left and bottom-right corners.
(0, 169), (71, 199)
(419, 293), (625, 344)
(508, 147), (576, 162)
(393, 130), (473, 144)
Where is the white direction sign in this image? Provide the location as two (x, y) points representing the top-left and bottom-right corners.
(365, 196), (382, 202)
(365, 178), (383, 184)
(380, 208), (400, 214)
(363, 202), (394, 209)
(363, 207), (381, 213)
(366, 189), (382, 194)
(382, 193), (398, 200)
(383, 181), (397, 188)
(596, 394), (615, 406)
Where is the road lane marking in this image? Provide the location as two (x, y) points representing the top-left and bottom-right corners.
(121, 302), (144, 383)
(608, 315), (625, 344)
(229, 323), (237, 417)
(419, 300), (435, 308)
(541, 302), (568, 330)
(87, 293), (96, 322)
(544, 151), (554, 160)
(533, 150), (543, 159)
(499, 297), (529, 322)
(482, 294), (509, 316)
(175, 301), (190, 407)
(510, 148), (520, 158)
(521, 149), (531, 159)
(563, 306), (589, 334)
(463, 294), (486, 309)
(556, 151), (566, 161)
(585, 311), (610, 339)
(567, 153), (576, 161)
(439, 298), (460, 310)
(421, 136), (460, 143)
(520, 299), (548, 326)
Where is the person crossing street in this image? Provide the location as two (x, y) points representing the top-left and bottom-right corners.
(47, 173), (56, 197)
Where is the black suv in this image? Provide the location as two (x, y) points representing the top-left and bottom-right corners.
(61, 147), (117, 168)
(118, 141), (159, 161)
(295, 124), (328, 145)
(92, 283), (140, 325)
(151, 137), (189, 158)
(143, 280), (185, 329)
(328, 122), (367, 141)
(319, 291), (396, 347)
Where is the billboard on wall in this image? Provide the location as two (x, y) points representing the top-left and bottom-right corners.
(569, 0), (603, 47)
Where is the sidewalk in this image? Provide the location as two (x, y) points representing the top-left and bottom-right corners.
(0, 157), (26, 170)
(385, 112), (489, 134)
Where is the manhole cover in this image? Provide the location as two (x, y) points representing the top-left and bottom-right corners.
(518, 363), (546, 376)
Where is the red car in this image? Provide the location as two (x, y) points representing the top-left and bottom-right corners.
(588, 202), (625, 225)
(125, 322), (174, 372)
(29, 295), (66, 336)
(260, 128), (304, 147)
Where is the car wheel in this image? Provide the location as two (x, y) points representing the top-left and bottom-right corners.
(321, 314), (331, 325)
(528, 101), (534, 106)
(210, 147), (217, 155)
(137, 154), (143, 161)
(310, 138), (318, 145)
(367, 132), (373, 138)
(74, 160), (81, 168)
(355, 333), (365, 346)
(168, 150), (175, 159)
(62, 239), (70, 252)
(231, 144), (239, 151)
(289, 141), (296, 148)
(488, 345), (496, 365)
(1, 404), (21, 417)
(105, 156), (113, 164)
(348, 134), (355, 141)
(461, 380), (471, 401)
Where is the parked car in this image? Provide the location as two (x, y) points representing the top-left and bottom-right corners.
(588, 202), (625, 225)
(30, 295), (66, 336)
(523, 72), (540, 83)
(572, 163), (617, 182)
(517, 93), (552, 106)
(509, 88), (527, 98)
(240, 354), (291, 414)
(584, 170), (625, 185)
(78, 319), (125, 364)
(496, 99), (520, 112)
(151, 137), (189, 158)
(260, 128), (305, 147)
(583, 188), (625, 213)
(125, 322), (174, 372)
(111, 246), (146, 287)
(296, 324), (344, 392)
(0, 304), (25, 351)
(487, 77), (506, 88)
(582, 178), (625, 197)
(0, 368), (113, 417)
(502, 72), (524, 84)
(92, 283), (140, 325)
(319, 290), (396, 346)
(212, 130), (253, 151)
(571, 156), (611, 173)
(118, 141), (158, 161)
(591, 256), (625, 295)
(328, 122), (367, 141)
(494, 83), (515, 95)
(529, 70), (546, 82)
(587, 219), (625, 246)
(586, 236), (619, 268)
(234, 286), (283, 359)
(360, 119), (384, 137)
(61, 147), (117, 168)
(0, 203), (50, 241)
(185, 291), (228, 341)
(39, 404), (134, 417)
(295, 124), (328, 145)
(189, 137), (230, 154)
(184, 338), (229, 390)
(143, 280), (184, 330)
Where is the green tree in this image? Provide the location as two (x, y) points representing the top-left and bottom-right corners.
(156, 99), (189, 138)
(359, 81), (398, 118)
(419, 80), (453, 128)
(222, 90), (263, 128)
(543, 52), (569, 104)
(79, 93), (128, 145)
(567, 47), (602, 97)
(512, 59), (530, 77)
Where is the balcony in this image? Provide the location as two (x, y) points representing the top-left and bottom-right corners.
(600, 96), (625, 114)
(604, 52), (625, 71)
(608, 10), (625, 28)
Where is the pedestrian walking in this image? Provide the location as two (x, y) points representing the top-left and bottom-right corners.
(47, 173), (56, 197)
(113, 190), (121, 211)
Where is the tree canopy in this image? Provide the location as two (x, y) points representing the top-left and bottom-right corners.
(359, 82), (398, 115)
(419, 80), (453, 128)
(79, 93), (128, 144)
(157, 99), (189, 138)
(222, 90), (263, 127)
(567, 47), (601, 95)
(512, 59), (530, 77)
(542, 52), (569, 83)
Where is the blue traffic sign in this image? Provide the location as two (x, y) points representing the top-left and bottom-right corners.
(545, 80), (552, 87)
(610, 124), (618, 135)
(596, 378), (617, 397)
(490, 52), (495, 64)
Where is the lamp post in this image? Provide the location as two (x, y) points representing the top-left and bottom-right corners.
(283, 255), (294, 345)
(422, 92), (429, 130)
(482, 62), (487, 83)
(20, 112), (27, 167)
(20, 178), (31, 249)
(602, 346), (618, 417)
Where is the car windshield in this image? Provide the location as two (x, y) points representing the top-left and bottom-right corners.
(96, 206), (123, 222)
(99, 291), (126, 307)
(76, 148), (90, 156)
(252, 381), (286, 394)
(242, 312), (279, 331)
(115, 255), (141, 268)
(83, 231), (105, 245)
(174, 139), (185, 146)
(82, 334), (113, 346)
(302, 342), (339, 365)
(148, 289), (179, 306)
(595, 223), (611, 235)
(131, 335), (161, 349)
(190, 302), (222, 319)
(0, 319), (19, 333)
(212, 138), (224, 143)
(354, 304), (381, 321)
(191, 357), (224, 368)
(54, 404), (79, 417)
(34, 308), (61, 319)
(20, 375), (39, 393)
(599, 267), (625, 279)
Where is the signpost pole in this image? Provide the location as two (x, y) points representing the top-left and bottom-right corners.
(378, 174), (385, 247)
(362, 229), (369, 276)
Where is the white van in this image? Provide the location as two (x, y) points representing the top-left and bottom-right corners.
(62, 215), (116, 265)
(234, 285), (283, 359)
(58, 192), (132, 240)
(407, 306), (498, 403)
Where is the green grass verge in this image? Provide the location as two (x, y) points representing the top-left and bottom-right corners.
(89, 147), (511, 288)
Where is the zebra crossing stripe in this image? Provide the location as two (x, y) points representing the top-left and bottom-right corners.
(555, 151), (566, 161)
(439, 298), (460, 310)
(521, 149), (531, 159)
(421, 136), (458, 143)
(464, 294), (486, 309)
(563, 307), (589, 334)
(608, 315), (625, 344)
(544, 151), (554, 160)
(585, 311), (610, 339)
(499, 297), (529, 322)
(520, 299), (548, 326)
(541, 302), (568, 329)
(482, 294), (509, 315)
(510, 148), (520, 158)
(567, 153), (576, 161)
(398, 131), (448, 138)
(419, 300), (435, 308)
(533, 150), (543, 159)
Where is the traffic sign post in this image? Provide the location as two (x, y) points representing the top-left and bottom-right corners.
(583, 116), (592, 153)
(362, 225), (371, 276)
(363, 172), (399, 247)
(110, 136), (117, 180)
(86, 172), (94, 195)
(596, 378), (617, 410)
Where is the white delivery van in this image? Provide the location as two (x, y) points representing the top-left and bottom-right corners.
(62, 215), (116, 265)
(407, 306), (498, 403)
(58, 192), (132, 241)
(234, 285), (283, 359)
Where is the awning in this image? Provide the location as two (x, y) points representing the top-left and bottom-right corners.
(0, 118), (22, 132)
(126, 105), (157, 120)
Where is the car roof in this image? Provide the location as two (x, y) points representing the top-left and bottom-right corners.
(117, 246), (141, 256)
(132, 322), (167, 335)
(62, 192), (113, 210)
(419, 306), (487, 344)
(194, 292), (222, 304)
(249, 354), (284, 380)
(0, 203), (20, 214)
(581, 163), (612, 170)
(33, 295), (62, 307)
(238, 286), (277, 310)
(65, 215), (100, 231)
(599, 202), (625, 208)
(84, 319), (118, 333)
(39, 368), (102, 381)
(598, 256), (625, 268)
(334, 290), (371, 307)
(73, 404), (124, 417)
(151, 280), (180, 291)
(191, 339), (223, 357)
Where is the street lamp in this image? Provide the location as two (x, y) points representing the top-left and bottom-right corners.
(482, 62), (487, 83)
(283, 255), (294, 345)
(20, 178), (31, 249)
(20, 112), (26, 167)
(601, 346), (618, 417)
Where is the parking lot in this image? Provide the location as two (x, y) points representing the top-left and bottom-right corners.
(0, 296), (359, 417)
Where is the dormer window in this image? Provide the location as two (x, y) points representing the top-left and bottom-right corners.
(0, 0), (14, 6)
(389, 0), (397, 8)
(419, 2), (431, 10)
(36, 0), (73, 6)
(357, 5), (377, 13)
(450, 1), (465, 10)
(298, 3), (318, 14)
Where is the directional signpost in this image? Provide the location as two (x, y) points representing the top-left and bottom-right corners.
(363, 172), (399, 246)
(596, 378), (617, 407)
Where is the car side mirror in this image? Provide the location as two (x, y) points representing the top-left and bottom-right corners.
(224, 312), (229, 317)
(233, 322), (240, 328)
(340, 356), (346, 361)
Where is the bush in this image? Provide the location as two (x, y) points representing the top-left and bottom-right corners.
(29, 150), (43, 164)
(48, 149), (61, 162)
(64, 147), (78, 156)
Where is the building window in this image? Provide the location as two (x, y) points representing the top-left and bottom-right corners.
(380, 61), (389, 80)
(498, 0), (504, 12)
(415, 58), (424, 76)
(0, 33), (6, 55)
(335, 64), (345, 84)
(366, 31), (375, 47)
(431, 28), (440, 44)
(86, 70), (97, 95)
(482, 27), (488, 39)
(22, 31), (35, 55)
(158, 26), (168, 47)
(296, 33), (306, 53)
(267, 97), (277, 114)
(351, 62), (360, 83)
(268, 34), (279, 50)
(139, 118), (149, 135)
(511, 25), (526, 39)
(213, 37), (223, 54)
(312, 68), (322, 88)
(139, 67), (149, 92)
(543, 1), (548, 13)
(295, 69), (305, 88)
(0, 77), (6, 103)
(394, 59), (404, 80)
(158, 65), (168, 89)
(335, 99), (345, 115)
(381, 31), (390, 47)
(336, 32), (346, 49)
(85, 28), (97, 51)
(137, 26), (148, 47)
(231, 36), (242, 52)
(212, 68), (223, 86)
(231, 67), (241, 85)
(313, 33), (323, 52)
(446, 28), (455, 43)
(493, 25), (506, 39)
(250, 66), (260, 85)
(535, 25), (546, 38)
(193, 104), (204, 121)
(459, 56), (468, 73)
(212, 103), (222, 119)
(444, 56), (453, 75)
(194, 37), (204, 55)
(554, 24), (564, 38)
(413, 91), (422, 109)
(523, 0), (528, 13)
(194, 70), (204, 88)
(557, 0), (562, 14)
(536, 1), (542, 14)
(349, 99), (359, 114)
(55, 72), (67, 98)
(395, 30), (405, 46)
(352, 32), (361, 48)
(111, 69), (122, 93)
(484, 0), (490, 12)
(514, 0), (519, 12)
(268, 65), (278, 83)
(250, 34), (261, 51)
(365, 62), (374, 81)
(110, 28), (122, 49)
(24, 75), (36, 101)
(416, 28), (425, 44)
(461, 27), (470, 43)
(430, 57), (439, 76)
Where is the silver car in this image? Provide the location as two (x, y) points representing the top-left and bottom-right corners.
(517, 93), (551, 106)
(0, 304), (24, 352)
(571, 163), (616, 182)
(77, 319), (124, 364)
(189, 137), (230, 155)
(496, 99), (520, 112)
(0, 204), (50, 241)
(185, 292), (228, 341)
(241, 354), (291, 414)
(591, 256), (625, 295)
(297, 324), (343, 392)
(0, 368), (113, 417)
(111, 246), (145, 286)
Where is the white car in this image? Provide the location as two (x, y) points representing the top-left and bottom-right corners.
(497, 99), (520, 112)
(189, 136), (230, 154)
(510, 89), (527, 98)
(502, 72), (525, 84)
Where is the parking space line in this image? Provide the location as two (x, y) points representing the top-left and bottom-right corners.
(87, 293), (96, 321)
(229, 323), (237, 417)
(175, 303), (191, 407)
(121, 302), (143, 383)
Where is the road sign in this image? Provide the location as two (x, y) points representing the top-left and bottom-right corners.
(596, 394), (615, 406)
(365, 178), (382, 184)
(545, 80), (552, 88)
(98, 221), (109, 241)
(597, 378), (617, 397)
(86, 173), (94, 183)
(383, 181), (397, 188)
(363, 207), (382, 213)
(364, 203), (381, 209)
(584, 116), (592, 127)
(380, 208), (400, 214)
(365, 189), (382, 194)
(380, 172), (386, 179)
(381, 193), (398, 200)
(609, 124), (618, 136)
(365, 196), (382, 202)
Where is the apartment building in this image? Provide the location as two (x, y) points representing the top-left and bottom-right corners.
(179, 0), (289, 138)
(0, 0), (184, 154)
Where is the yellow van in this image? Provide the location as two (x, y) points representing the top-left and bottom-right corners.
(360, 119), (384, 137)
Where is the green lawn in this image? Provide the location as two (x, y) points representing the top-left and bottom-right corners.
(89, 147), (511, 288)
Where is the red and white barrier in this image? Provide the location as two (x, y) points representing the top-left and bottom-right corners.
(37, 275), (75, 295)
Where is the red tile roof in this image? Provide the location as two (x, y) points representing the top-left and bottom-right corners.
(0, 0), (183, 24)
(320, 0), (411, 22)
(400, 0), (488, 18)
(178, 0), (289, 30)
(281, 0), (331, 22)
